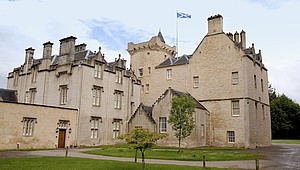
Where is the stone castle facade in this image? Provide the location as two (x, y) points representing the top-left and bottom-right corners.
(128, 14), (271, 148)
(4, 14), (271, 149)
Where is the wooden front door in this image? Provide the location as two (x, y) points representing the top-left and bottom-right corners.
(58, 129), (66, 148)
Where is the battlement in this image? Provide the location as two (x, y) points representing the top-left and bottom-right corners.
(127, 33), (176, 56)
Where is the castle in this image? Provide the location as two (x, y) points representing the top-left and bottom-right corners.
(1, 14), (271, 149)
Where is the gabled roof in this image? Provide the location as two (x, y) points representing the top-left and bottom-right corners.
(0, 88), (18, 102)
(156, 54), (192, 68)
(153, 88), (208, 111)
(128, 103), (156, 124)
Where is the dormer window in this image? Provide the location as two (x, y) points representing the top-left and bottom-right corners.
(31, 68), (38, 83)
(115, 69), (122, 84)
(94, 63), (102, 79)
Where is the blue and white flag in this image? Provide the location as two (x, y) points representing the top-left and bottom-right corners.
(177, 12), (191, 19)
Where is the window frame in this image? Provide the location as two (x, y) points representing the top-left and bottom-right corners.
(112, 119), (121, 139)
(29, 88), (37, 104)
(90, 117), (100, 139)
(138, 68), (143, 77)
(166, 69), (172, 80)
(262, 105), (265, 120)
(261, 79), (264, 92)
(231, 100), (240, 116)
(115, 69), (122, 84)
(114, 91), (122, 109)
(31, 68), (38, 83)
(159, 117), (167, 133)
(59, 85), (68, 105)
(145, 84), (149, 94)
(227, 131), (235, 143)
(94, 62), (103, 79)
(231, 72), (239, 85)
(92, 86), (102, 106)
(193, 76), (199, 88)
(254, 75), (257, 89)
(22, 117), (36, 137)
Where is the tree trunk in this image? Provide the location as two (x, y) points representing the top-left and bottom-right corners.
(135, 149), (137, 162)
(141, 150), (145, 170)
(178, 128), (182, 153)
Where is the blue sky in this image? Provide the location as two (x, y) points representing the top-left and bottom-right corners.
(0, 0), (299, 103)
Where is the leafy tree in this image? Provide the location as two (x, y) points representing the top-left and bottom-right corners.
(168, 94), (196, 151)
(120, 128), (167, 170)
(269, 85), (300, 139)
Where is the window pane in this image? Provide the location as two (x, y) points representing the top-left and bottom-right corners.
(232, 72), (238, 85)
(193, 76), (199, 87)
(232, 101), (240, 116)
(227, 131), (235, 143)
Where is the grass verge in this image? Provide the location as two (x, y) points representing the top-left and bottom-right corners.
(84, 145), (262, 161)
(272, 139), (300, 144)
(0, 156), (230, 170)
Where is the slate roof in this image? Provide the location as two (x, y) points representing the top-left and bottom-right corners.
(128, 103), (156, 124)
(0, 88), (18, 102)
(154, 88), (208, 111)
(74, 50), (95, 61)
(50, 50), (95, 65)
(156, 54), (192, 68)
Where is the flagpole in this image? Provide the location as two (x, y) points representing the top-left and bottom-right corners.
(176, 10), (179, 58)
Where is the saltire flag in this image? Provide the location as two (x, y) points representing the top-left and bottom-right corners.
(177, 12), (191, 19)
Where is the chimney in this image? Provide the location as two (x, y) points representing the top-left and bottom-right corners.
(43, 41), (53, 59)
(240, 30), (246, 49)
(59, 36), (77, 56)
(25, 47), (35, 65)
(207, 14), (223, 35)
(75, 43), (87, 52)
(59, 36), (77, 63)
(234, 31), (239, 43)
(227, 32), (233, 40)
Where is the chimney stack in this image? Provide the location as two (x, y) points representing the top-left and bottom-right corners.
(25, 47), (34, 65)
(43, 41), (53, 59)
(59, 36), (77, 56)
(240, 30), (246, 49)
(234, 31), (239, 43)
(227, 32), (233, 40)
(75, 43), (87, 52)
(58, 36), (77, 64)
(207, 14), (223, 35)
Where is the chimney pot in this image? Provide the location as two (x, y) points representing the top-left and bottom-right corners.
(240, 30), (246, 49)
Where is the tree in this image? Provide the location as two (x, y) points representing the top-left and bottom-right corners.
(269, 85), (300, 139)
(120, 128), (167, 170)
(168, 94), (196, 151)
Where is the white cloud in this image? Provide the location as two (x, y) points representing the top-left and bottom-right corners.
(0, 0), (300, 103)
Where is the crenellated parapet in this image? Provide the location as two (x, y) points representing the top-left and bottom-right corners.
(127, 35), (176, 56)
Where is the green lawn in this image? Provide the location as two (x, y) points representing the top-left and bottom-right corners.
(84, 145), (262, 161)
(0, 157), (230, 170)
(272, 139), (300, 144)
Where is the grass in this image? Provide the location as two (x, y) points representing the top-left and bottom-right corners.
(0, 156), (230, 170)
(272, 139), (300, 144)
(84, 145), (262, 161)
